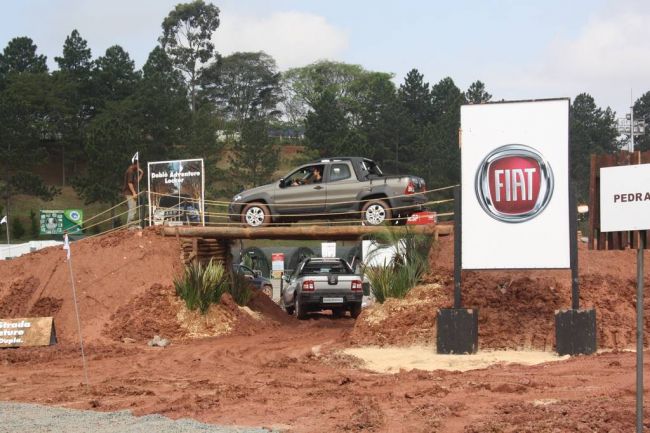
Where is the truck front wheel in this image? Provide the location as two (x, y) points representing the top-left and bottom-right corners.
(241, 203), (271, 227)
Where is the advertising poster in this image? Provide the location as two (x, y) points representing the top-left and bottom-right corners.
(147, 159), (205, 226)
(40, 210), (84, 235)
(272, 253), (285, 279)
(461, 99), (570, 269)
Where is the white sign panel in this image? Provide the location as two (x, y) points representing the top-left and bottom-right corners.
(600, 164), (650, 232)
(461, 99), (570, 269)
(321, 242), (336, 258)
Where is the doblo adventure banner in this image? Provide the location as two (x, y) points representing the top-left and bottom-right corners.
(147, 159), (205, 226)
(460, 99), (570, 269)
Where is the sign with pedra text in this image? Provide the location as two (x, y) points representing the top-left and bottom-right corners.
(600, 164), (650, 232)
(0, 317), (57, 348)
(461, 99), (570, 269)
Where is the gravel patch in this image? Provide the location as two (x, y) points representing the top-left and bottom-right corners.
(0, 402), (277, 433)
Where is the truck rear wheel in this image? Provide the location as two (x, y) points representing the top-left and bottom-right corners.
(361, 199), (391, 226)
(350, 303), (362, 319)
(295, 295), (307, 320)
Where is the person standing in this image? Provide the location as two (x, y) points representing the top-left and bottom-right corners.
(123, 161), (143, 227)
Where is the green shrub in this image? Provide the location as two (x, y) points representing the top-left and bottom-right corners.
(11, 217), (26, 239)
(363, 227), (433, 303)
(174, 259), (228, 314)
(29, 210), (39, 237)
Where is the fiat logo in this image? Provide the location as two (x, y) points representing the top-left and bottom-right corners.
(475, 144), (554, 223)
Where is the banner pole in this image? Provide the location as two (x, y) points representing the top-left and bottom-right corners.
(136, 154), (141, 228)
(64, 234), (89, 386)
(636, 232), (645, 433)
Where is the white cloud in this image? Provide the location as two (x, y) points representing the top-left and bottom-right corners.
(216, 11), (348, 70)
(488, 0), (650, 114)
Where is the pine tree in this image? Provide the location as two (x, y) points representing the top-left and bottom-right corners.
(465, 80), (492, 104)
(228, 119), (279, 193)
(570, 93), (619, 201)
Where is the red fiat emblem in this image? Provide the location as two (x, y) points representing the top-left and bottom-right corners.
(475, 144), (553, 223)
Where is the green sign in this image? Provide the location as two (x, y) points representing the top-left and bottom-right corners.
(40, 210), (83, 235)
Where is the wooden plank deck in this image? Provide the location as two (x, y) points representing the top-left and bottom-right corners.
(161, 224), (452, 241)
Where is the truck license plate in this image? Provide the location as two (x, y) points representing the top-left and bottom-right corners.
(323, 297), (343, 303)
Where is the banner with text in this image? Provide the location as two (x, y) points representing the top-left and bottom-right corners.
(147, 159), (205, 226)
(0, 317), (57, 347)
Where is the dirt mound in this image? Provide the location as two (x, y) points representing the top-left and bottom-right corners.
(351, 234), (650, 350)
(0, 228), (183, 344)
(103, 283), (187, 342)
(0, 277), (40, 317)
(246, 290), (295, 325)
(28, 297), (64, 317)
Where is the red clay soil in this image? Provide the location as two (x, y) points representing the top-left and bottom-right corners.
(1, 228), (650, 432)
(351, 235), (650, 350)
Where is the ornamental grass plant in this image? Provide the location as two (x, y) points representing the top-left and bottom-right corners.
(174, 259), (228, 314)
(363, 227), (433, 303)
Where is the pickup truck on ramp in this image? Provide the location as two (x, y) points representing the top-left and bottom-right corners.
(229, 157), (426, 227)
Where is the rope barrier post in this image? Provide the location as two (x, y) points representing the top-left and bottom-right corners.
(63, 232), (89, 386)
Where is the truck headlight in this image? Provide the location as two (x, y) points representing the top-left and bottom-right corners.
(233, 194), (242, 202)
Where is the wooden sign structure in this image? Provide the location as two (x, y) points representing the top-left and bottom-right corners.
(0, 317), (57, 348)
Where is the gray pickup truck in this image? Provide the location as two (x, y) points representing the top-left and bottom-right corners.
(229, 157), (427, 227)
(281, 257), (363, 319)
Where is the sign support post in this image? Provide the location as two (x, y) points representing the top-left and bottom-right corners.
(436, 185), (478, 354)
(600, 163), (650, 433)
(636, 233), (644, 433)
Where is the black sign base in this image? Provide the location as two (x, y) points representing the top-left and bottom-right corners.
(555, 308), (597, 356)
(436, 308), (479, 354)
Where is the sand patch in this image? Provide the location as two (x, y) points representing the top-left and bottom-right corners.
(343, 346), (569, 373)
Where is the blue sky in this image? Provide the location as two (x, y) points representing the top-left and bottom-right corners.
(2, 0), (648, 116)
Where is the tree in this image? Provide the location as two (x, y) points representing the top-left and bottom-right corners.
(304, 88), (349, 157)
(55, 29), (92, 73)
(74, 98), (142, 207)
(135, 46), (190, 161)
(282, 60), (367, 121)
(346, 71), (401, 166)
(93, 45), (140, 106)
(633, 91), (650, 152)
(0, 36), (48, 86)
(0, 72), (59, 241)
(202, 51), (282, 131)
(228, 119), (279, 194)
(52, 30), (95, 185)
(159, 0), (220, 112)
(465, 80), (492, 104)
(398, 69), (431, 127)
(570, 93), (619, 201)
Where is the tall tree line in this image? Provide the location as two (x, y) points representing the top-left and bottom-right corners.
(0, 0), (634, 240)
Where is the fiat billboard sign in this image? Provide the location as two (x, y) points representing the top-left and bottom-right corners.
(461, 99), (570, 269)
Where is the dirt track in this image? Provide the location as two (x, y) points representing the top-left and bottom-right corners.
(1, 229), (650, 432)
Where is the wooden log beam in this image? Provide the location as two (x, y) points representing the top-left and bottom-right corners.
(163, 224), (450, 240)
